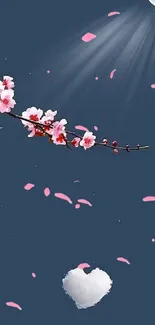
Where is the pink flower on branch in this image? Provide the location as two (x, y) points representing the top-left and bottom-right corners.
(27, 124), (44, 138)
(52, 133), (67, 145)
(0, 75), (149, 153)
(40, 110), (58, 135)
(71, 137), (81, 147)
(2, 76), (14, 89)
(22, 107), (43, 127)
(0, 89), (16, 113)
(80, 131), (96, 150)
(52, 119), (67, 138)
(43, 109), (57, 120)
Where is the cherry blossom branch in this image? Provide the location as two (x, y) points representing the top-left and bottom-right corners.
(6, 112), (149, 153)
(7, 112), (72, 150)
(0, 76), (150, 154)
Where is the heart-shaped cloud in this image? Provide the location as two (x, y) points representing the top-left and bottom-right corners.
(62, 267), (113, 309)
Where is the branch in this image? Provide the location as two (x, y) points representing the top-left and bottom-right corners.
(6, 112), (149, 153)
(0, 76), (149, 154)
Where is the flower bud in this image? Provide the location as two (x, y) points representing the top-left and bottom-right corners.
(126, 144), (130, 152)
(103, 138), (108, 145)
(112, 140), (117, 147)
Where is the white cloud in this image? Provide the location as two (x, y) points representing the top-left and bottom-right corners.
(62, 267), (113, 309)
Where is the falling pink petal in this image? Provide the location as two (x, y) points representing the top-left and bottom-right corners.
(152, 238), (155, 242)
(95, 76), (98, 80)
(74, 180), (80, 183)
(77, 199), (92, 207)
(24, 183), (35, 190)
(143, 196), (155, 202)
(94, 126), (98, 131)
(47, 70), (50, 73)
(108, 11), (120, 17)
(78, 263), (90, 269)
(54, 193), (72, 204)
(151, 84), (155, 89)
(82, 32), (96, 43)
(75, 125), (89, 132)
(6, 302), (22, 311)
(32, 272), (36, 278)
(75, 203), (80, 209)
(110, 69), (116, 79)
(117, 257), (130, 265)
(44, 187), (50, 197)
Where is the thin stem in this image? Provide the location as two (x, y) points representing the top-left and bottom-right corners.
(6, 112), (149, 152)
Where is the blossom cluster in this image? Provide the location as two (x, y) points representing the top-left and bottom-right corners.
(0, 76), (96, 150)
(21, 107), (96, 149)
(0, 76), (15, 113)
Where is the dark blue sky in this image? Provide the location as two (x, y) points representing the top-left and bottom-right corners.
(0, 0), (155, 324)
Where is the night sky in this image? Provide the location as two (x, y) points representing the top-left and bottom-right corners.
(0, 0), (155, 324)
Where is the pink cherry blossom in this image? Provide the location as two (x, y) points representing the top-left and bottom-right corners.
(3, 76), (14, 89)
(71, 137), (81, 147)
(27, 127), (38, 137)
(21, 107), (43, 127)
(44, 109), (57, 120)
(80, 131), (96, 150)
(52, 119), (67, 138)
(27, 126), (35, 137)
(0, 89), (16, 113)
(40, 110), (57, 135)
(52, 133), (66, 145)
(40, 118), (53, 135)
(26, 124), (44, 138)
